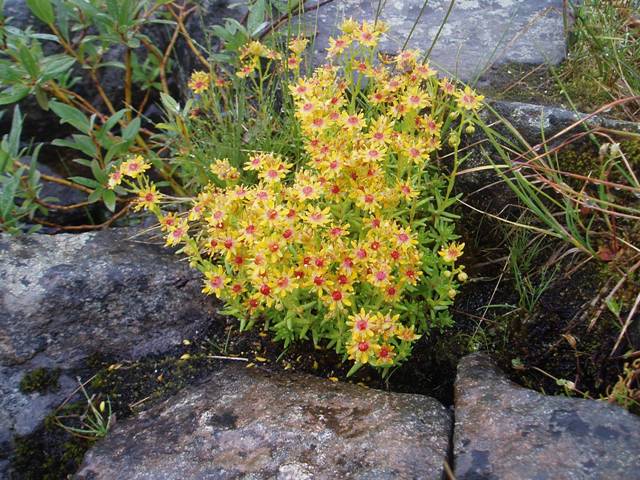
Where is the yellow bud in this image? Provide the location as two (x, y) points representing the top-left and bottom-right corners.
(180, 353), (191, 360)
(99, 401), (106, 413)
(448, 288), (457, 299)
(458, 272), (468, 282)
(449, 111), (459, 119)
(465, 125), (476, 135)
(443, 270), (452, 278)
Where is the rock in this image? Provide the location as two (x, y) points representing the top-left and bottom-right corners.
(488, 100), (640, 146)
(0, 228), (219, 477)
(453, 353), (640, 480)
(76, 364), (452, 479)
(302, 0), (567, 83)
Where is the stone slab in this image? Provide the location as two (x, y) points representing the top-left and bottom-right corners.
(454, 353), (640, 480)
(76, 364), (452, 480)
(302, 0), (567, 82)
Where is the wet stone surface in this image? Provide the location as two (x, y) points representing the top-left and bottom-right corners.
(76, 364), (452, 480)
(454, 353), (640, 480)
(0, 229), (219, 477)
(302, 0), (567, 83)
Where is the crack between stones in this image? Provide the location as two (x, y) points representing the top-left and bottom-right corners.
(444, 406), (456, 480)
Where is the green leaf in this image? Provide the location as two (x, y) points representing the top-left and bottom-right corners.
(41, 54), (75, 79)
(97, 61), (126, 70)
(346, 362), (363, 377)
(69, 176), (100, 188)
(247, 0), (267, 37)
(87, 189), (102, 203)
(18, 45), (39, 78)
(90, 159), (107, 184)
(49, 101), (91, 134)
(160, 93), (179, 114)
(102, 110), (127, 133)
(52, 134), (97, 158)
(34, 86), (49, 110)
(104, 141), (129, 164)
(121, 117), (140, 141)
(102, 189), (116, 212)
(26, 0), (55, 24)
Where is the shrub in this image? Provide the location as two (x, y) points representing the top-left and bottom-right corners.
(113, 20), (483, 376)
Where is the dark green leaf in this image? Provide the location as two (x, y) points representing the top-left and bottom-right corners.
(26, 0), (55, 24)
(18, 45), (39, 78)
(49, 101), (91, 133)
(121, 117), (140, 141)
(69, 176), (100, 188)
(102, 189), (116, 212)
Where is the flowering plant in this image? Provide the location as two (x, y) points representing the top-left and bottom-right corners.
(112, 20), (482, 376)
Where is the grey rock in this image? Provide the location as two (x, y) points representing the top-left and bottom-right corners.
(488, 100), (640, 146)
(301, 0), (567, 83)
(76, 364), (452, 480)
(454, 353), (640, 480)
(0, 228), (219, 476)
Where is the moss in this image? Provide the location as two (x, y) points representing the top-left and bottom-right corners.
(12, 431), (90, 480)
(478, 62), (564, 106)
(19, 368), (61, 394)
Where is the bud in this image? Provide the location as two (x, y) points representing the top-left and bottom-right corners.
(448, 133), (460, 148)
(99, 401), (106, 413)
(443, 270), (452, 278)
(448, 288), (457, 299)
(465, 124), (475, 135)
(448, 111), (459, 120)
(457, 271), (468, 282)
(610, 143), (622, 157)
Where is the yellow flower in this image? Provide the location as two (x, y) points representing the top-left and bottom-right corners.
(402, 86), (430, 111)
(340, 18), (359, 36)
(165, 220), (189, 247)
(396, 324), (421, 342)
(188, 71), (210, 94)
(288, 37), (309, 55)
(438, 242), (465, 263)
(202, 265), (228, 296)
(107, 170), (123, 189)
(211, 159), (239, 182)
(303, 205), (331, 226)
(327, 36), (350, 58)
(455, 86), (484, 111)
(373, 343), (396, 366)
(347, 309), (376, 339)
(347, 338), (379, 365)
(134, 184), (161, 211)
(120, 155), (150, 179)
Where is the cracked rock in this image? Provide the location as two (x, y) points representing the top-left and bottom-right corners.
(0, 228), (220, 477)
(454, 353), (640, 480)
(76, 364), (452, 480)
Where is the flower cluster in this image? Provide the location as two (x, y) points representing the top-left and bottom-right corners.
(236, 40), (281, 78)
(119, 20), (480, 375)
